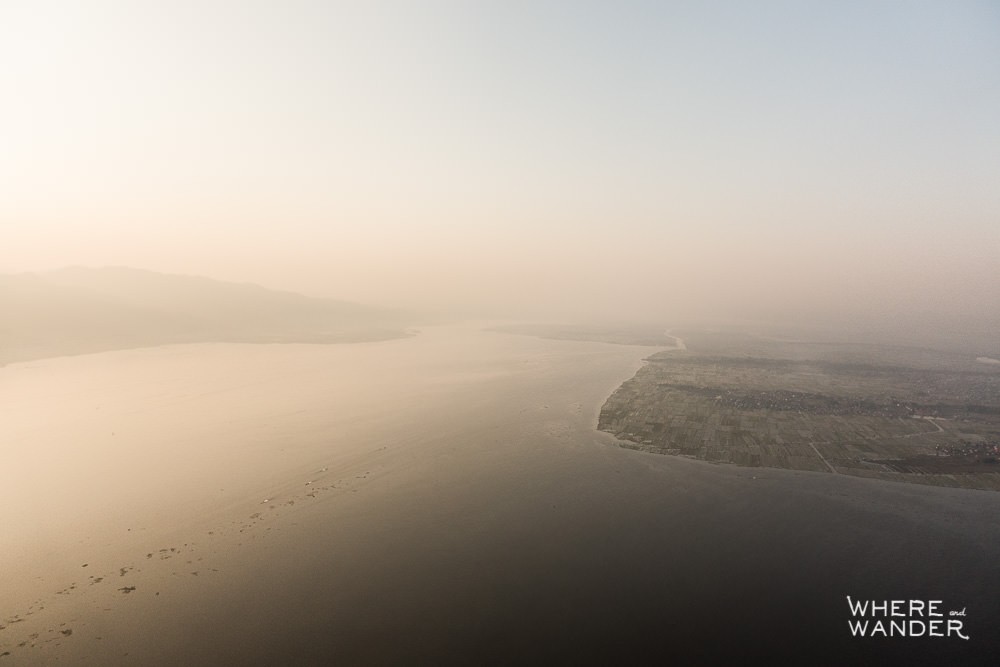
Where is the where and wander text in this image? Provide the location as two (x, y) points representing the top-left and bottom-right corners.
(846, 596), (969, 639)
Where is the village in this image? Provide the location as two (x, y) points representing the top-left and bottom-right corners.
(600, 341), (1000, 491)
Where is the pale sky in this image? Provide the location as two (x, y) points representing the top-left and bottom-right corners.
(2, 1), (998, 328)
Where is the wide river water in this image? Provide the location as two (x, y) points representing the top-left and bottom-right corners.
(2, 325), (999, 665)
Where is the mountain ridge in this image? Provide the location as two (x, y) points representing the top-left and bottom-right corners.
(0, 266), (413, 364)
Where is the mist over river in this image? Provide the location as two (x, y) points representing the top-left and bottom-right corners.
(3, 326), (998, 665)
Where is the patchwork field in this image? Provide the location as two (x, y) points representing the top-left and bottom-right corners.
(599, 332), (1000, 491)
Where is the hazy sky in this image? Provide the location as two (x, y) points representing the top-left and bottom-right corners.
(2, 1), (998, 326)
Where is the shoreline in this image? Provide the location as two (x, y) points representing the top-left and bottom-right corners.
(0, 330), (415, 368)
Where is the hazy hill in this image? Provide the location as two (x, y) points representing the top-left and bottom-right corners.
(0, 267), (412, 363)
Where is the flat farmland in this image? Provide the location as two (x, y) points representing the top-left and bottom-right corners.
(600, 338), (1000, 491)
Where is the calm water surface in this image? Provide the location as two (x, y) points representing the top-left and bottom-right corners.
(2, 326), (998, 665)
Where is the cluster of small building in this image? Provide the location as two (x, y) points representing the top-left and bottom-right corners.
(667, 383), (917, 419)
(934, 440), (1000, 460)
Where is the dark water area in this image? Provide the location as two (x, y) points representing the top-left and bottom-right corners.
(148, 437), (1000, 666)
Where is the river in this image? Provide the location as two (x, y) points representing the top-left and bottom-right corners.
(2, 326), (998, 664)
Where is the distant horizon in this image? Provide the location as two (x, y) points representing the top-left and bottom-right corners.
(5, 264), (998, 358)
